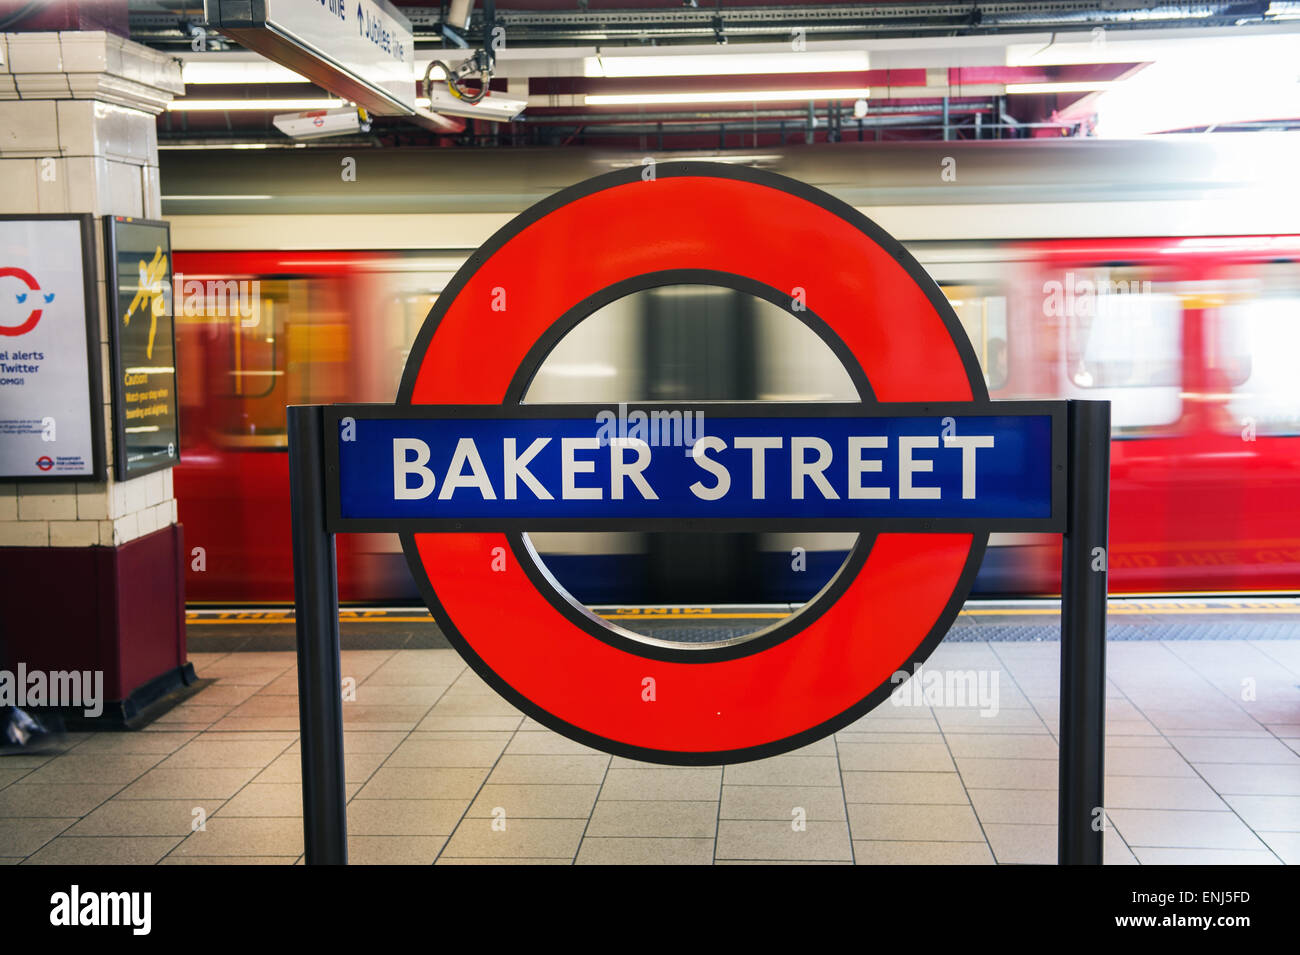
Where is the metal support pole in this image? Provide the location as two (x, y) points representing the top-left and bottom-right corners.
(1058, 399), (1110, 865)
(287, 405), (347, 865)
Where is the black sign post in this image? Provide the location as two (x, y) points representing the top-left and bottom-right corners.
(288, 405), (348, 865)
(1058, 400), (1111, 866)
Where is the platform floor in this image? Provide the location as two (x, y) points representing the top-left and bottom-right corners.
(2, 601), (1298, 865)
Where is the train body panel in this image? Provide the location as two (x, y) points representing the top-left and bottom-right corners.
(166, 142), (1300, 602)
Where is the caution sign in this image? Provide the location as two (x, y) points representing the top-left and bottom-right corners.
(321, 164), (1066, 764)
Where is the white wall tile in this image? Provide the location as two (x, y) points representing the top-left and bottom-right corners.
(13, 72), (72, 98)
(50, 519), (100, 547)
(17, 483), (77, 520)
(136, 501), (157, 536)
(6, 34), (62, 73)
(0, 157), (37, 213)
(0, 487), (15, 521)
(76, 483), (110, 520)
(58, 31), (108, 75)
(113, 511), (138, 544)
(98, 518), (116, 546)
(161, 467), (173, 499)
(54, 98), (98, 157)
(0, 100), (59, 156)
(105, 157), (143, 217)
(0, 520), (49, 547)
(121, 474), (148, 514)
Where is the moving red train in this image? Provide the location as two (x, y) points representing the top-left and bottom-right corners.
(165, 143), (1300, 603)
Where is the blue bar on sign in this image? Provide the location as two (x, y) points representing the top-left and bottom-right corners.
(333, 412), (1054, 524)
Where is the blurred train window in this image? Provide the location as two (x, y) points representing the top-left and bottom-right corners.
(941, 286), (1008, 390)
(1062, 272), (1183, 432)
(1213, 282), (1300, 436)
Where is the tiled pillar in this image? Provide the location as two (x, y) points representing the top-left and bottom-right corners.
(0, 30), (192, 726)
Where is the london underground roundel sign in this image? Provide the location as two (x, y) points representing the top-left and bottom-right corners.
(325, 163), (1064, 765)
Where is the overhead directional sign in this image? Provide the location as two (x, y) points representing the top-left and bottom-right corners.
(206, 0), (416, 115)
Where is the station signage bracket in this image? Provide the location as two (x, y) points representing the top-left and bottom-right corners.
(285, 163), (1111, 867)
(206, 0), (417, 116)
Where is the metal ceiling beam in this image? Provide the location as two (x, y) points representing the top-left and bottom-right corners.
(128, 2), (1300, 46)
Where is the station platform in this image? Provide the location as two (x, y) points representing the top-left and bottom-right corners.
(2, 597), (1297, 866)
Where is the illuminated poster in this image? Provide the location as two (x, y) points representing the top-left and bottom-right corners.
(0, 215), (104, 480)
(105, 217), (180, 480)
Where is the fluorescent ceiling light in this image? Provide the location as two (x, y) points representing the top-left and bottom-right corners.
(162, 195), (274, 200)
(1005, 81), (1121, 94)
(180, 61), (309, 84)
(167, 98), (346, 111)
(585, 88), (872, 106)
(584, 51), (869, 77)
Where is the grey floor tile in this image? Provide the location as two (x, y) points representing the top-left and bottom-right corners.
(720, 785), (847, 821)
(441, 817), (586, 859)
(386, 736), (510, 768)
(1107, 809), (1268, 850)
(437, 856), (571, 865)
(70, 732), (196, 755)
(982, 823), (1055, 864)
(21, 754), (163, 786)
(346, 799), (466, 836)
(117, 767), (260, 800)
(586, 800), (717, 838)
(1131, 847), (1282, 865)
(1104, 775), (1229, 811)
(1170, 736), (1300, 765)
(171, 817), (304, 857)
(599, 767), (721, 801)
(943, 733), (1058, 759)
(1196, 762), (1300, 796)
(723, 755), (841, 787)
(0, 784), (122, 817)
(348, 835), (448, 864)
(503, 733), (606, 756)
(1221, 794), (1300, 831)
(837, 742), (955, 773)
(158, 738), (294, 769)
(848, 803), (984, 842)
(160, 855), (297, 865)
(25, 836), (183, 865)
(968, 788), (1056, 825)
(715, 819), (852, 861)
(216, 783), (304, 817)
(0, 817), (75, 856)
(466, 784), (600, 819)
(853, 840), (995, 865)
(841, 771), (968, 805)
(954, 757), (1057, 790)
(68, 799), (223, 836)
(486, 754), (609, 785)
(1257, 831), (1300, 864)
(415, 715), (523, 733)
(354, 767), (488, 800)
(576, 837), (714, 865)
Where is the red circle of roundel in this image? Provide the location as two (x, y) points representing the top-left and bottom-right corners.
(398, 164), (989, 765)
